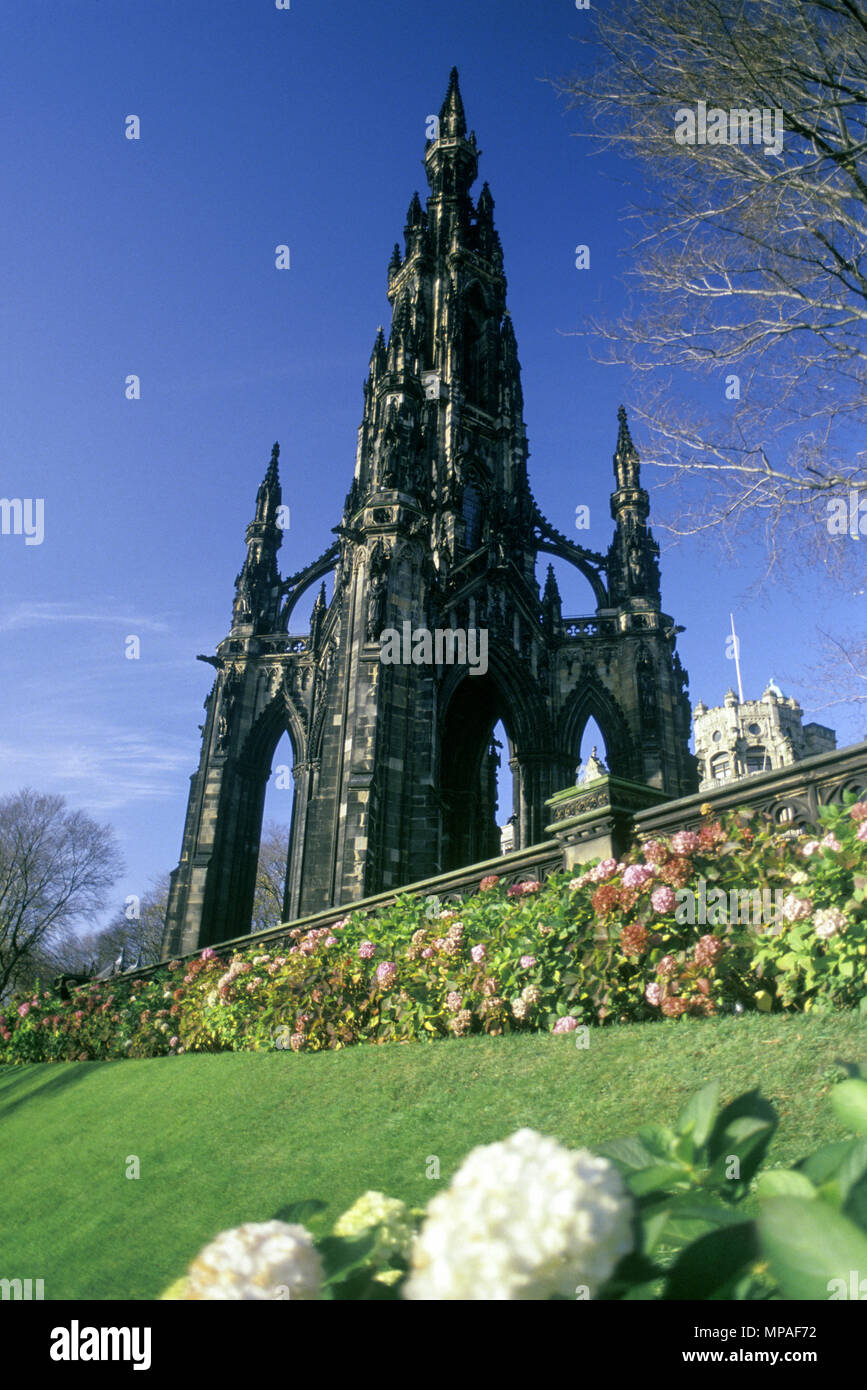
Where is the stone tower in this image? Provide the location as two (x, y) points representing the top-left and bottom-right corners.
(693, 681), (836, 790)
(162, 69), (696, 957)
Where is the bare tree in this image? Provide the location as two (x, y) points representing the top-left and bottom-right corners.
(252, 820), (290, 935)
(0, 789), (122, 998)
(57, 875), (169, 978)
(551, 0), (867, 579)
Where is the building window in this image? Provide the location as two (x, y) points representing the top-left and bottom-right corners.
(462, 484), (482, 550)
(744, 747), (769, 775)
(710, 754), (731, 783)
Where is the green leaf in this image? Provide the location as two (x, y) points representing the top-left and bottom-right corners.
(628, 1163), (690, 1196)
(663, 1222), (758, 1300)
(676, 1080), (720, 1148)
(797, 1138), (862, 1186)
(637, 1123), (676, 1160)
(272, 1199), (327, 1224)
(759, 1197), (867, 1300)
(708, 1089), (777, 1160)
(319, 1230), (381, 1285)
(755, 1169), (816, 1200)
(595, 1135), (658, 1172)
(831, 1079), (867, 1136)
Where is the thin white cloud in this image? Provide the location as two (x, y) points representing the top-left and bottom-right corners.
(0, 602), (172, 634)
(0, 728), (195, 814)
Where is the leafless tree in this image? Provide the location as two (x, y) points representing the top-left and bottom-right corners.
(0, 789), (122, 998)
(57, 875), (169, 978)
(252, 820), (290, 935)
(551, 0), (867, 582)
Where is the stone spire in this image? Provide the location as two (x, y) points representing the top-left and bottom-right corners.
(231, 442), (284, 633)
(607, 407), (660, 605)
(439, 65), (467, 138)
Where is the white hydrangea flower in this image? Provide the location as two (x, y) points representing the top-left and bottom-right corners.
(184, 1221), (323, 1300)
(814, 907), (847, 940)
(403, 1128), (633, 1300)
(333, 1190), (415, 1265)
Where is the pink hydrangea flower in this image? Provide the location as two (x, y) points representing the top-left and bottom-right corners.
(671, 830), (699, 855)
(622, 863), (654, 889)
(801, 840), (820, 857)
(850, 802), (867, 822)
(446, 991), (462, 1012)
(657, 955), (677, 977)
(201, 947), (216, 961)
(820, 833), (842, 852)
(324, 935), (338, 947)
(470, 944), (486, 963)
(645, 982), (662, 1006)
(519, 954), (536, 969)
(169, 1036), (179, 1048)
(421, 947), (433, 958)
(651, 885), (676, 914)
(858, 822), (867, 843)
(376, 961), (397, 988)
(589, 858), (618, 883)
(358, 941), (376, 960)
(17, 1003), (30, 1018)
(552, 1016), (579, 1034)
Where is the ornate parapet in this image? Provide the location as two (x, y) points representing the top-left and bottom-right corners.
(544, 773), (670, 869)
(634, 738), (867, 839)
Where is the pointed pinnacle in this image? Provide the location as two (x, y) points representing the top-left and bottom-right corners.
(616, 405), (637, 456)
(439, 66), (467, 138)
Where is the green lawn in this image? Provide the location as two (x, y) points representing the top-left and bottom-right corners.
(2, 1012), (866, 1300)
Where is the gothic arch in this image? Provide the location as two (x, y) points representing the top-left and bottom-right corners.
(438, 642), (552, 754)
(240, 685), (307, 774)
(561, 676), (636, 780)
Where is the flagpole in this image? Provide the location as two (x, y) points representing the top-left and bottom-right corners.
(730, 613), (744, 703)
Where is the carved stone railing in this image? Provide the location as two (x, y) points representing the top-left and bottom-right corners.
(633, 739), (867, 840)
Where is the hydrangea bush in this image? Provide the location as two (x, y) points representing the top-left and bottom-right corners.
(1, 798), (864, 1064)
(160, 1070), (867, 1300)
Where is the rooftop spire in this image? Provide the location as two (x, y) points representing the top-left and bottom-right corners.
(613, 405), (640, 492)
(439, 66), (467, 138)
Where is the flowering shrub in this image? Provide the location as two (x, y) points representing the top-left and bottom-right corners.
(1, 797), (864, 1064)
(159, 1071), (867, 1299)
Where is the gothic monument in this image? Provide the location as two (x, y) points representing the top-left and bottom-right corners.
(162, 70), (696, 957)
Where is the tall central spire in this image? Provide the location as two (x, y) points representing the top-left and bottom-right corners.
(346, 67), (531, 577)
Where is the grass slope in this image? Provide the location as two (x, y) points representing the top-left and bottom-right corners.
(2, 1013), (866, 1300)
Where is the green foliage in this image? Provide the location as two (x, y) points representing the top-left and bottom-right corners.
(0, 799), (864, 1063)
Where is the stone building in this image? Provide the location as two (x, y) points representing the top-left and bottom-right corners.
(162, 70), (696, 958)
(693, 681), (836, 791)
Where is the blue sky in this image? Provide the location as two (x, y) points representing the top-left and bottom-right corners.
(0, 0), (861, 924)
